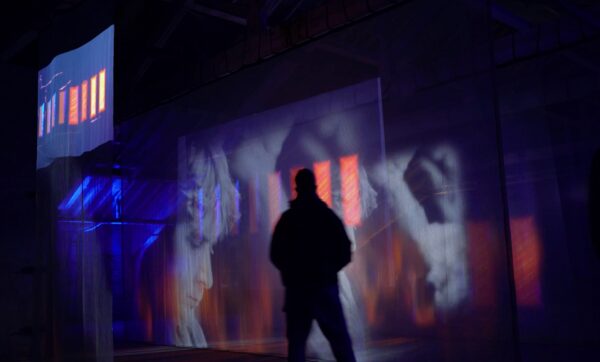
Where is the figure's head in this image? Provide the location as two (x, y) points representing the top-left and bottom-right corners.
(295, 168), (317, 196)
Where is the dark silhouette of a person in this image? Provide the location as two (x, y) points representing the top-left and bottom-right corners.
(270, 168), (357, 362)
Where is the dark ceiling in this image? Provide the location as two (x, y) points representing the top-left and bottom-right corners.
(1, 0), (599, 122)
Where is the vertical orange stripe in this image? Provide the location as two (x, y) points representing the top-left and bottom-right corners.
(313, 160), (332, 207)
(268, 172), (282, 230)
(90, 75), (97, 118)
(340, 154), (361, 226)
(467, 221), (498, 307)
(58, 90), (66, 124)
(99, 69), (106, 113)
(510, 216), (542, 306)
(289, 167), (302, 200)
(81, 80), (88, 121)
(68, 86), (79, 125)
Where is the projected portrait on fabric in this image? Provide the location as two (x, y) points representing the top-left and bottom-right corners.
(373, 145), (468, 315)
(135, 79), (475, 359)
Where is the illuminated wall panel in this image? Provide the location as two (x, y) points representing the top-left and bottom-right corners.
(99, 69), (106, 113)
(81, 80), (88, 121)
(340, 154), (361, 226)
(313, 160), (332, 207)
(58, 90), (66, 125)
(68, 86), (79, 125)
(90, 75), (97, 118)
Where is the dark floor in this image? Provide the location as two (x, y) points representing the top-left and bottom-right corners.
(114, 345), (291, 362)
(112, 340), (600, 362)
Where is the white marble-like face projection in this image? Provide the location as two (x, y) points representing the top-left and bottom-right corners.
(374, 145), (469, 312)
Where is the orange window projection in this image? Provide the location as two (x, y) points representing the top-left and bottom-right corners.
(289, 166), (303, 200)
(467, 221), (498, 308)
(58, 90), (66, 124)
(90, 75), (97, 118)
(99, 69), (106, 113)
(510, 216), (542, 307)
(340, 154), (361, 226)
(81, 80), (88, 121)
(313, 160), (332, 207)
(68, 86), (79, 125)
(46, 101), (51, 134)
(268, 172), (282, 230)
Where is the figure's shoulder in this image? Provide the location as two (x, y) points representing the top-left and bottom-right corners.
(322, 204), (343, 222)
(277, 208), (295, 223)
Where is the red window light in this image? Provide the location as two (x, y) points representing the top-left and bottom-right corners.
(68, 86), (79, 125)
(99, 69), (106, 113)
(81, 80), (88, 121)
(340, 154), (361, 227)
(510, 216), (542, 307)
(90, 75), (97, 118)
(289, 166), (303, 200)
(313, 160), (332, 207)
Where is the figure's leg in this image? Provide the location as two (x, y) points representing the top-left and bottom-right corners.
(286, 302), (313, 362)
(314, 285), (357, 362)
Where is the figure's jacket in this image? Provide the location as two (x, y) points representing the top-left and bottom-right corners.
(270, 193), (352, 288)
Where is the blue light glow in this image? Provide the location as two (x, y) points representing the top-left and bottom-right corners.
(141, 225), (165, 253)
(112, 177), (122, 219)
(60, 176), (91, 211)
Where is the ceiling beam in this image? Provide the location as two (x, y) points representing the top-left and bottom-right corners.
(190, 4), (247, 26)
(558, 0), (600, 29)
(490, 2), (532, 32)
(1, 30), (38, 62)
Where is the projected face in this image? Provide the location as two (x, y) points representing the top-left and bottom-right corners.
(169, 80), (384, 357)
(175, 145), (239, 347)
(375, 144), (468, 312)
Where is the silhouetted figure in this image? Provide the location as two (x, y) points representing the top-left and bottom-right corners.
(271, 169), (356, 362)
